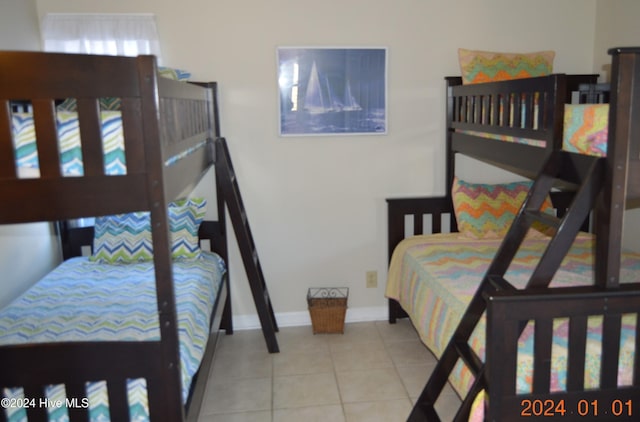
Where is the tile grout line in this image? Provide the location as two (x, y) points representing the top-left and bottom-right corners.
(327, 333), (349, 421)
(374, 321), (415, 404)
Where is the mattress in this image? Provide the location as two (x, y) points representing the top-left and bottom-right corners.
(385, 232), (639, 398)
(0, 251), (226, 422)
(459, 103), (609, 157)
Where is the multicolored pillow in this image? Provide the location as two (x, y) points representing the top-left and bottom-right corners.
(563, 104), (609, 157)
(458, 48), (555, 85)
(451, 177), (553, 239)
(158, 66), (191, 81)
(90, 211), (153, 263)
(169, 198), (207, 260)
(90, 198), (206, 263)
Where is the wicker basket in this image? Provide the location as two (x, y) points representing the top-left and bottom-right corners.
(307, 287), (348, 334)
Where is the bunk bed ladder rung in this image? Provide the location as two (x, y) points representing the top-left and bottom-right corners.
(453, 341), (483, 375)
(486, 275), (516, 292)
(524, 152), (604, 288)
(453, 368), (487, 422)
(215, 137), (280, 353)
(408, 401), (440, 422)
(523, 209), (562, 229)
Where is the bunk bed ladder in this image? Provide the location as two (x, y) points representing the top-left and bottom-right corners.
(215, 137), (280, 353)
(408, 150), (605, 421)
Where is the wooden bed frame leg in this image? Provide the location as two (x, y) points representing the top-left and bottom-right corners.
(388, 298), (408, 324)
(221, 279), (233, 335)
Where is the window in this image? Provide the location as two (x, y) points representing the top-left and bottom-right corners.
(41, 13), (162, 61)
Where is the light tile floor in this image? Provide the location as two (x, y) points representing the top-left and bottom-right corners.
(198, 319), (461, 422)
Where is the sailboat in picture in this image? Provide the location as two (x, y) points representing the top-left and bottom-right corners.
(303, 60), (362, 114)
(303, 61), (332, 114)
(341, 79), (362, 112)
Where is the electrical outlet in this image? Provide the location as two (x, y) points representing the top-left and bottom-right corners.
(366, 270), (378, 288)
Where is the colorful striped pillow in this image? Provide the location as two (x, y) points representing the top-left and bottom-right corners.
(169, 198), (207, 260)
(458, 49), (555, 85)
(563, 104), (609, 157)
(451, 177), (552, 239)
(90, 198), (206, 263)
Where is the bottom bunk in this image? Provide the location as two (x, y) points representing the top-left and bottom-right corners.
(386, 195), (640, 420)
(0, 217), (231, 422)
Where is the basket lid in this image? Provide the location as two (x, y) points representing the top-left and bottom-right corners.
(307, 287), (349, 300)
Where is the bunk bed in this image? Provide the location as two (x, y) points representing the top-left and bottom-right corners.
(386, 47), (640, 421)
(0, 51), (232, 422)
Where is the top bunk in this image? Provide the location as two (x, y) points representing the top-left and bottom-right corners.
(0, 51), (219, 224)
(446, 47), (640, 200)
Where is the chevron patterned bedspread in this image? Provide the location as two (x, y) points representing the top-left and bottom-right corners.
(386, 232), (640, 399)
(0, 251), (225, 422)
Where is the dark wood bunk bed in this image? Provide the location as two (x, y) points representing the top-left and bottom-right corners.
(387, 47), (640, 421)
(0, 52), (233, 422)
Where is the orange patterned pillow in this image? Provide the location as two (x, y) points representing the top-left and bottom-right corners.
(452, 177), (553, 239)
(458, 48), (555, 85)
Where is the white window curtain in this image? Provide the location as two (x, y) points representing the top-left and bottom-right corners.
(41, 14), (162, 62)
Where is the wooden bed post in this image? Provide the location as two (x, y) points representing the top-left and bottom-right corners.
(445, 77), (462, 194)
(137, 55), (185, 421)
(595, 47), (640, 289)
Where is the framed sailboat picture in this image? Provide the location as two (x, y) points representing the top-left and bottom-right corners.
(277, 47), (387, 136)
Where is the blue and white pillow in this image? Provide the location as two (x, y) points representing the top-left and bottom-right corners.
(90, 198), (207, 263)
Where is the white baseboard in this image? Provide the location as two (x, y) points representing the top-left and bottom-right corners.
(232, 306), (388, 331)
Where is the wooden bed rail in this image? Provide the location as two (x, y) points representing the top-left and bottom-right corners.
(386, 196), (457, 323)
(450, 75), (565, 141)
(387, 191), (588, 263)
(486, 283), (640, 421)
(0, 52), (217, 223)
(386, 196), (457, 263)
(446, 74), (599, 181)
(448, 72), (563, 182)
(0, 341), (166, 421)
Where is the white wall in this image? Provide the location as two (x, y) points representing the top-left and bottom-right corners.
(593, 0), (640, 252)
(0, 0), (60, 308)
(31, 0), (598, 326)
(593, 0), (640, 81)
(0, 0), (40, 48)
